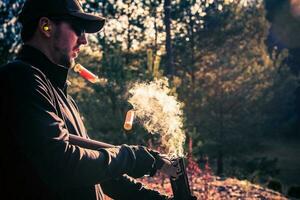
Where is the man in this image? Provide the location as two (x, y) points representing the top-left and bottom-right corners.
(0, 0), (175, 199)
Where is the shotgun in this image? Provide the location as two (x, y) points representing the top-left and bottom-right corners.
(69, 134), (197, 200)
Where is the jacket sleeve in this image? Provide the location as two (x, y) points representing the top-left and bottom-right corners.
(101, 175), (171, 200)
(2, 63), (136, 189)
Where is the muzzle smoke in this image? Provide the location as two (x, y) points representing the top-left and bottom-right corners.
(128, 78), (186, 158)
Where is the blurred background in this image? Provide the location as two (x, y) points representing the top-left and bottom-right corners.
(1, 0), (299, 195)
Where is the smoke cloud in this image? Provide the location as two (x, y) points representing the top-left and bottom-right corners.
(128, 78), (186, 158)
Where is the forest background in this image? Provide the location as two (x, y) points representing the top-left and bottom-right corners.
(1, 0), (300, 192)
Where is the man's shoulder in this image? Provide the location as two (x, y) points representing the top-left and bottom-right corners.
(0, 60), (45, 78)
(0, 60), (31, 74)
(0, 60), (49, 88)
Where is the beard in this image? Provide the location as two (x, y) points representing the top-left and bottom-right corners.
(53, 29), (74, 69)
(57, 53), (73, 68)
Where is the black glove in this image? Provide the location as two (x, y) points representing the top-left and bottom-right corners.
(147, 149), (167, 168)
(147, 149), (173, 176)
(127, 145), (156, 178)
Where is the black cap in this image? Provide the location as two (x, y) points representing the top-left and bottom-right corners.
(18, 0), (106, 33)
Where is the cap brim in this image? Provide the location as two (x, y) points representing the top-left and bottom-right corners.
(69, 12), (106, 33)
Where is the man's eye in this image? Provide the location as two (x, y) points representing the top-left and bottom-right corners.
(72, 25), (84, 36)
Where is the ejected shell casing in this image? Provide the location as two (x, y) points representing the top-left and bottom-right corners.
(73, 63), (100, 84)
(123, 109), (135, 131)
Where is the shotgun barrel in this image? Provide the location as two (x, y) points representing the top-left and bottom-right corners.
(170, 157), (197, 200)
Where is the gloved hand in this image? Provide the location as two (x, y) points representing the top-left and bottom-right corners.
(126, 145), (156, 178)
(147, 149), (179, 178)
(100, 145), (177, 179)
(147, 149), (165, 170)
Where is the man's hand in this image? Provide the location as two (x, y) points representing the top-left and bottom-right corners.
(101, 145), (180, 179)
(147, 149), (180, 178)
(158, 155), (179, 178)
(127, 145), (156, 178)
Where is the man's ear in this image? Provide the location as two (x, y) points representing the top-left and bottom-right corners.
(39, 17), (52, 37)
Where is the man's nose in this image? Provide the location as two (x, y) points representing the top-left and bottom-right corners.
(78, 34), (88, 46)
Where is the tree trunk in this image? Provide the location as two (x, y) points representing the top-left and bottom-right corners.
(164, 0), (173, 76)
(153, 5), (158, 71)
(217, 79), (225, 176)
(126, 0), (132, 65)
(216, 149), (223, 175)
(188, 11), (195, 85)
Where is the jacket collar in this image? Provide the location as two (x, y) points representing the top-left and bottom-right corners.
(17, 45), (70, 90)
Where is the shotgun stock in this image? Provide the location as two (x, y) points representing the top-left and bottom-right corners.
(69, 134), (114, 150)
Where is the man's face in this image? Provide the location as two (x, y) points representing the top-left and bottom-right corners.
(52, 21), (87, 68)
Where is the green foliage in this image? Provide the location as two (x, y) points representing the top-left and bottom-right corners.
(225, 156), (280, 184)
(0, 0), (24, 65)
(287, 185), (300, 198)
(174, 2), (299, 176)
(266, 178), (283, 193)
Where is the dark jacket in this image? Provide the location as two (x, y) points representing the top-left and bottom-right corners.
(0, 45), (168, 200)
